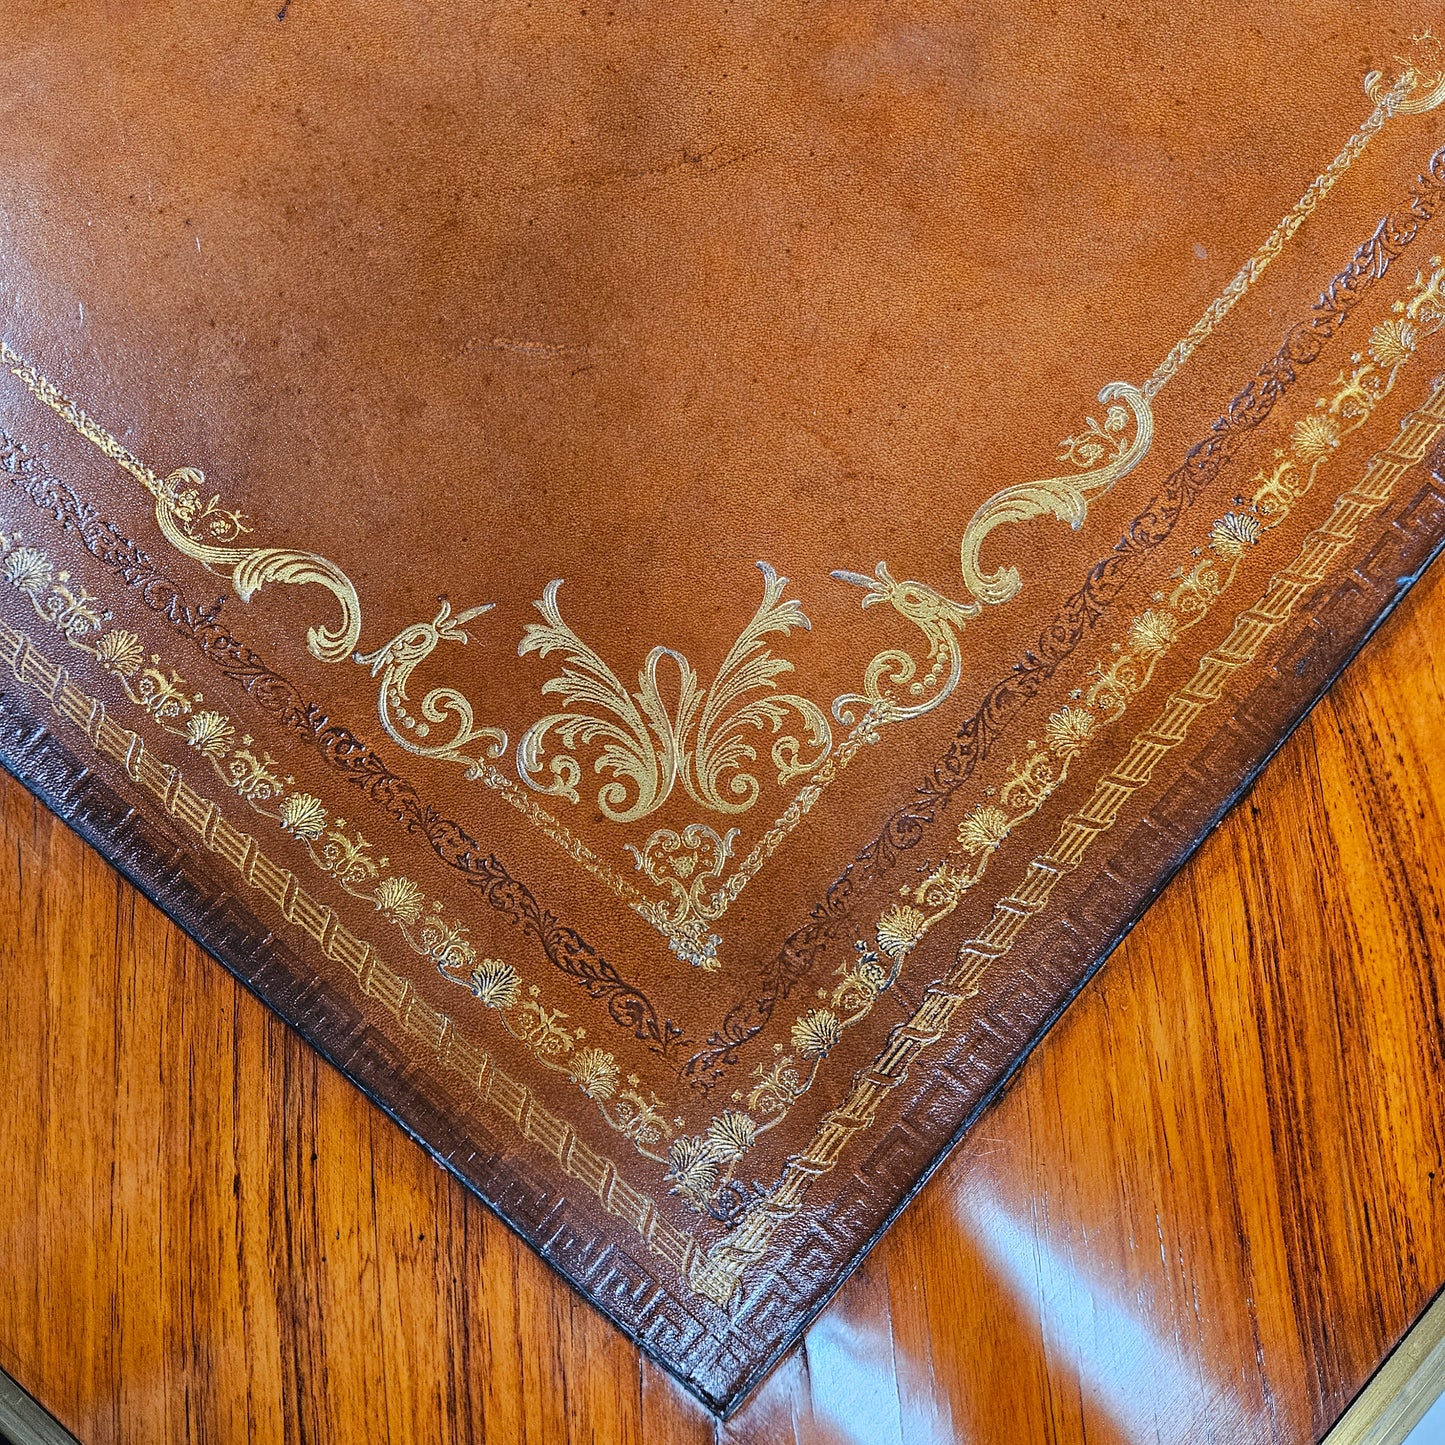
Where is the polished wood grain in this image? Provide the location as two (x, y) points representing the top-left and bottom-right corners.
(2, 555), (1445, 1444)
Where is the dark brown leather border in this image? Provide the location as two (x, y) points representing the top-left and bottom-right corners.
(694, 430), (1445, 1414)
(3, 406), (1443, 1414)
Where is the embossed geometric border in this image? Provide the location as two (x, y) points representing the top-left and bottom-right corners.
(3, 397), (1443, 1413)
(691, 422), (1445, 1411)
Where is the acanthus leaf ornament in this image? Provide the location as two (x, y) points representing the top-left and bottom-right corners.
(516, 577), (686, 822)
(517, 562), (833, 824)
(693, 563), (833, 803)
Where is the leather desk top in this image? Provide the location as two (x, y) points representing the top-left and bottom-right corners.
(2, 2), (1444, 1410)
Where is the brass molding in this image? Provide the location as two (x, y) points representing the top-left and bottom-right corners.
(1324, 1287), (1445, 1445)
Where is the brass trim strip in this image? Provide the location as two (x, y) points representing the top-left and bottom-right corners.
(0, 1366), (81, 1445)
(1324, 1288), (1445, 1445)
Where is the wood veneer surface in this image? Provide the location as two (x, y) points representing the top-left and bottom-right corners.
(2, 507), (1445, 1442)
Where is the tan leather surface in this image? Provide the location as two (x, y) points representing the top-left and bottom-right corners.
(0, 1), (1442, 1410)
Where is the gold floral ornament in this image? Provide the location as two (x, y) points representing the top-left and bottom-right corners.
(626, 823), (738, 970)
(1292, 414), (1342, 463)
(831, 42), (1445, 720)
(569, 1047), (622, 1101)
(1368, 317), (1418, 368)
(354, 598), (508, 776)
(0, 536), (210, 728)
(664, 1135), (720, 1209)
(93, 628), (146, 677)
(876, 903), (928, 960)
(705, 1110), (758, 1162)
(433, 943), (679, 1164)
(183, 709), (236, 758)
(956, 802), (1011, 855)
(746, 1055), (805, 1116)
(517, 562), (833, 823)
(224, 747), (286, 804)
(1044, 704), (1095, 756)
(459, 956), (522, 1010)
(373, 874), (426, 926)
(790, 1008), (843, 1059)
(605, 1086), (673, 1152)
(664, 1109), (766, 1215)
(1209, 512), (1262, 558)
(307, 819), (383, 894)
(1127, 609), (1178, 656)
(278, 791), (328, 840)
(3, 546), (51, 595)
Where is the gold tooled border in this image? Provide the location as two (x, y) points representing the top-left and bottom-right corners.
(4, 49), (1442, 966)
(702, 370), (1445, 1299)
(0, 614), (733, 1301)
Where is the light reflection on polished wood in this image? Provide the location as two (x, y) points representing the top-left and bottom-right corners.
(2, 557), (1445, 1443)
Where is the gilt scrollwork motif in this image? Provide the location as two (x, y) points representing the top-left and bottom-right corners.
(516, 562), (833, 824)
(354, 598), (508, 775)
(828, 378), (1156, 684)
(0, 346), (365, 666)
(831, 43), (1445, 729)
(826, 385), (1152, 724)
(625, 824), (739, 971)
(828, 562), (977, 726)
(155, 467), (363, 664)
(958, 381), (1155, 608)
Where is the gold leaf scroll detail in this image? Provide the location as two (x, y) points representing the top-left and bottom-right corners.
(517, 562), (832, 824)
(829, 562), (978, 724)
(625, 823), (740, 972)
(1365, 44), (1445, 114)
(354, 598), (508, 773)
(835, 45), (1445, 715)
(152, 466), (362, 664)
(0, 343), (363, 664)
(957, 382), (1154, 607)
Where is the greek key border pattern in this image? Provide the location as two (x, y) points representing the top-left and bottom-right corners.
(701, 372), (1445, 1294)
(0, 609), (732, 1301)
